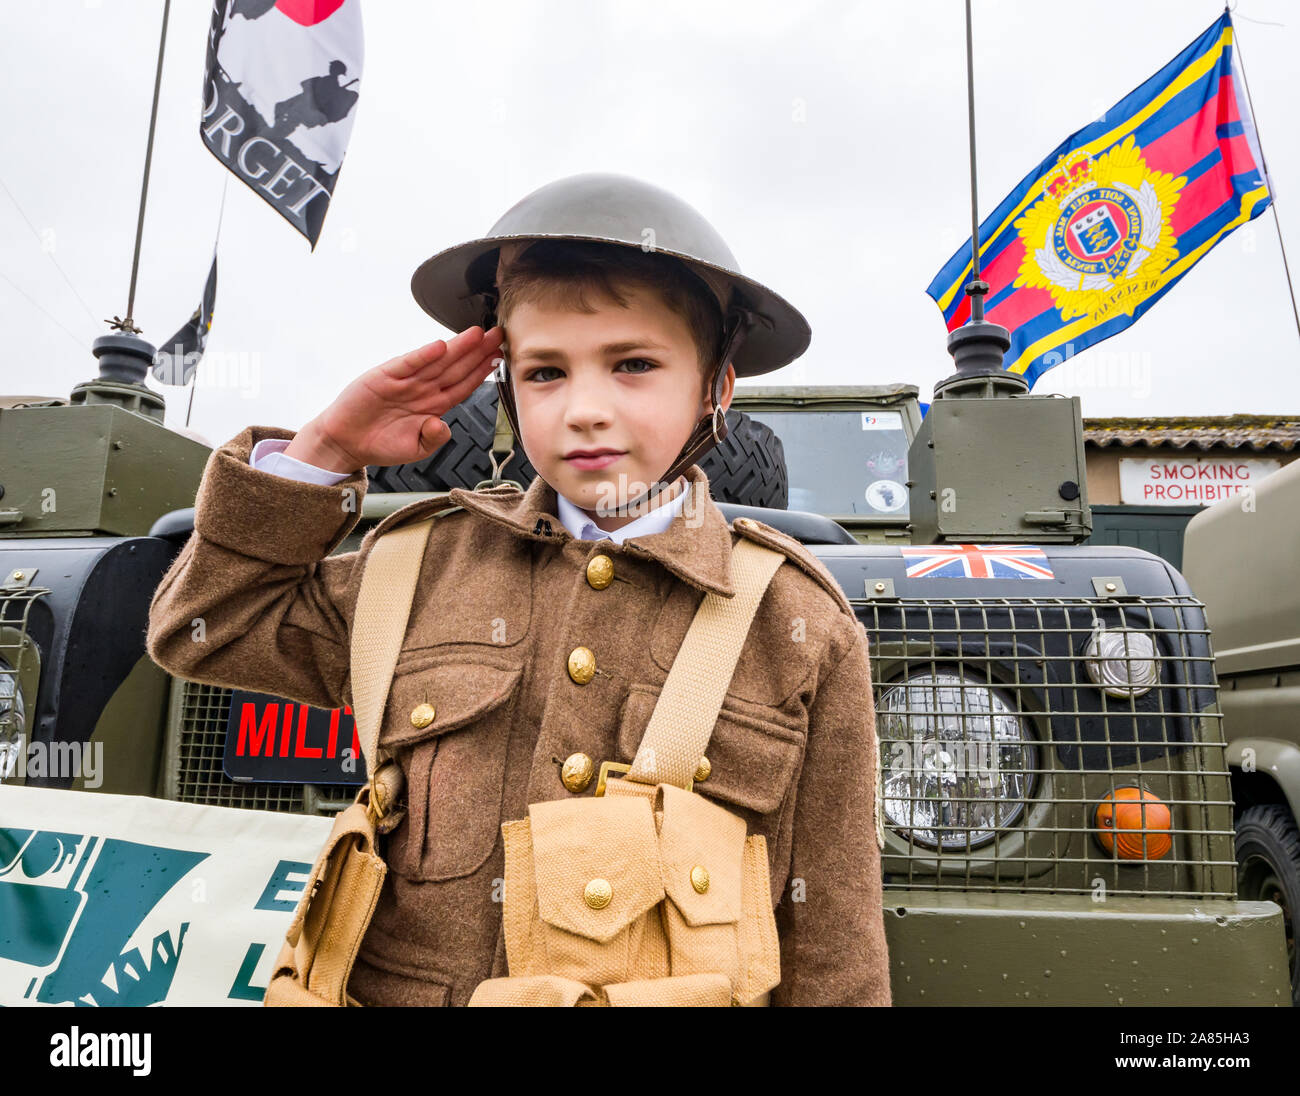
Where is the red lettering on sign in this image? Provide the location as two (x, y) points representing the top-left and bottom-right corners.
(280, 705), (295, 757)
(237, 703), (278, 757)
(294, 705), (322, 759)
(327, 708), (340, 759)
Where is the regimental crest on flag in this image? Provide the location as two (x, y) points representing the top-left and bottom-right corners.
(1013, 139), (1185, 323)
(925, 13), (1273, 389)
(899, 544), (1056, 580)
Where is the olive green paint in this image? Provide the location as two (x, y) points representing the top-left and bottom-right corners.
(730, 386), (922, 544)
(908, 395), (1091, 544)
(1226, 737), (1300, 827)
(1184, 458), (1300, 678)
(729, 383), (921, 416)
(76, 655), (170, 795)
(884, 893), (1290, 1005)
(0, 404), (209, 537)
(1184, 460), (1300, 830)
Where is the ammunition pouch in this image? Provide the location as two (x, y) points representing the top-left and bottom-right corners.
(470, 782), (779, 1006)
(471, 534), (787, 1007)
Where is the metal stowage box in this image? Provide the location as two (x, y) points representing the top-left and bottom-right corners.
(0, 405), (209, 538)
(907, 394), (1091, 545)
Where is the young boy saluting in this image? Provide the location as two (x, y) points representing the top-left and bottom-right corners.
(147, 173), (891, 1006)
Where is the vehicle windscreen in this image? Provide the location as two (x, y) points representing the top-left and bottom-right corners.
(746, 409), (910, 517)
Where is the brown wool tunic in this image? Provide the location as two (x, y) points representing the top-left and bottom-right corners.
(147, 426), (892, 1006)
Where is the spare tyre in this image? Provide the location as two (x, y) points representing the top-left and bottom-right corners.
(703, 408), (787, 510)
(367, 383), (788, 509)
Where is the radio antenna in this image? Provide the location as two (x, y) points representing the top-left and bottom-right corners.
(963, 0), (988, 322)
(934, 0), (1021, 398)
(110, 0), (171, 335)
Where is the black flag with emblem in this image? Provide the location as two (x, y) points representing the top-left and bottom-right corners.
(152, 254), (218, 386)
(200, 0), (364, 248)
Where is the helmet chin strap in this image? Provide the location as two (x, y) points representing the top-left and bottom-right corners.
(491, 309), (754, 521)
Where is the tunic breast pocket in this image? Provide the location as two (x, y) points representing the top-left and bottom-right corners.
(378, 653), (524, 882)
(615, 684), (806, 834)
(400, 531), (534, 652)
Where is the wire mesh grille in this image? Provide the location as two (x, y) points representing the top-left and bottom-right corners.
(858, 594), (1235, 899)
(5, 578), (1243, 898)
(0, 585), (47, 778)
(172, 680), (354, 813)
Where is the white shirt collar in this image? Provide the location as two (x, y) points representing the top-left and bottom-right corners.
(554, 478), (689, 544)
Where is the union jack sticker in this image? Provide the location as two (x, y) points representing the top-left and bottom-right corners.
(899, 544), (1055, 580)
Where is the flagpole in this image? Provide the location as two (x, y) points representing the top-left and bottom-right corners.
(118, 0), (172, 334)
(185, 176), (229, 430)
(1231, 9), (1300, 345)
(963, 0), (988, 321)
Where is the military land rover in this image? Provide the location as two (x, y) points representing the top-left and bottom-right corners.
(1183, 456), (1300, 1004)
(0, 310), (1290, 1004)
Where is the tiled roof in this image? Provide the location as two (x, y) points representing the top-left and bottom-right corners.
(1083, 414), (1300, 452)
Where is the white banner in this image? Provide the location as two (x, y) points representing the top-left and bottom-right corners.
(0, 786), (331, 1007)
(1118, 457), (1281, 505)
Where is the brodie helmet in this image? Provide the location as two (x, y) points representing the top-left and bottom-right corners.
(409, 173), (811, 509)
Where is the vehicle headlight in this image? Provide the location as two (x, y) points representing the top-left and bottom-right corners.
(0, 657), (25, 783)
(877, 670), (1037, 850)
(1083, 628), (1159, 698)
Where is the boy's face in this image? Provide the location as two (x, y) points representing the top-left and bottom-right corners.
(505, 284), (734, 522)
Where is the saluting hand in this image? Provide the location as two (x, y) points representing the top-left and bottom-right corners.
(284, 326), (505, 474)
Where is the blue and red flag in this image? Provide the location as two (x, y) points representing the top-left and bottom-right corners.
(927, 12), (1271, 387)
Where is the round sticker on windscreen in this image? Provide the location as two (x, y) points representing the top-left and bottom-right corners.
(866, 479), (907, 512)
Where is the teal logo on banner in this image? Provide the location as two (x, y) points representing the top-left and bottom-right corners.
(0, 828), (207, 1006)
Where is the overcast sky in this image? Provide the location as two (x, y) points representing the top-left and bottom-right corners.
(2, 0), (1297, 446)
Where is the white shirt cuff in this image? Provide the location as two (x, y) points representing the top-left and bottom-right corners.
(250, 437), (353, 486)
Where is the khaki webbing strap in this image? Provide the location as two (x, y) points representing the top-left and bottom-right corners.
(492, 395), (515, 457)
(624, 537), (784, 790)
(350, 518), (436, 773)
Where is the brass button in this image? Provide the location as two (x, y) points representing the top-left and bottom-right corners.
(584, 878), (613, 909)
(561, 752), (594, 793)
(693, 756), (711, 783)
(586, 554), (614, 590)
(690, 865), (710, 894)
(567, 646), (596, 685)
(735, 518), (753, 531)
(409, 702), (436, 729)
